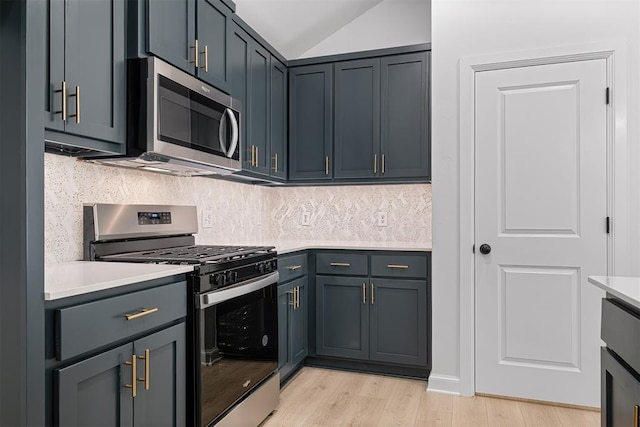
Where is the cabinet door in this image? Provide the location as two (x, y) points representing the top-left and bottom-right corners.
(45, 0), (65, 132)
(316, 276), (368, 360)
(229, 22), (250, 168)
(289, 64), (333, 181)
(278, 282), (293, 378)
(64, 0), (126, 145)
(290, 277), (308, 366)
(602, 347), (640, 427)
(334, 59), (380, 179)
(380, 52), (430, 179)
(56, 343), (134, 426)
(133, 324), (186, 427)
(369, 279), (428, 366)
(147, 0), (196, 73)
(196, 0), (231, 93)
(270, 58), (288, 180)
(248, 42), (271, 176)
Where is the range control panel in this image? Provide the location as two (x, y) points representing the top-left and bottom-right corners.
(138, 211), (172, 225)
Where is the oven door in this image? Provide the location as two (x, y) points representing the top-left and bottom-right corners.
(195, 272), (279, 427)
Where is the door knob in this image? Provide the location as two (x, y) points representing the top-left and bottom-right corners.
(479, 244), (492, 255)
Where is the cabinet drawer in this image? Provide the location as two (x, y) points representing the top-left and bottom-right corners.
(371, 254), (428, 279)
(56, 281), (187, 361)
(316, 253), (368, 276)
(278, 253), (308, 282)
(602, 298), (640, 375)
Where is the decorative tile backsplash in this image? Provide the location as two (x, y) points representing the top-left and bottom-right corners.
(45, 153), (432, 264)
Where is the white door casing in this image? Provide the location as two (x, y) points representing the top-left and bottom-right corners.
(474, 59), (607, 407)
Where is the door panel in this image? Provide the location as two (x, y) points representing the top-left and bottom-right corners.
(475, 59), (607, 407)
(56, 343), (133, 426)
(370, 279), (428, 366)
(196, 0), (231, 93)
(270, 59), (287, 180)
(278, 283), (292, 374)
(229, 22), (250, 170)
(147, 0), (195, 73)
(133, 324), (186, 427)
(45, 0), (65, 131)
(290, 278), (308, 366)
(316, 276), (368, 360)
(248, 42), (270, 176)
(64, 0), (125, 144)
(334, 58), (380, 179)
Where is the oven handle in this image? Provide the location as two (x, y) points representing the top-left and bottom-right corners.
(198, 271), (279, 308)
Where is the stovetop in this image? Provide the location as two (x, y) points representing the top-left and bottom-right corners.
(99, 245), (275, 265)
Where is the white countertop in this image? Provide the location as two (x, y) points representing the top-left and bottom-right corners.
(588, 276), (640, 310)
(45, 261), (194, 301)
(274, 240), (432, 255)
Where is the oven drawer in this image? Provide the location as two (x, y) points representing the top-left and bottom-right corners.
(278, 253), (308, 282)
(316, 253), (368, 276)
(56, 281), (187, 361)
(601, 298), (640, 375)
(371, 254), (428, 279)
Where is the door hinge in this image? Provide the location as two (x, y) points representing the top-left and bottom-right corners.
(606, 87), (610, 105)
(472, 244), (475, 253)
(606, 216), (611, 234)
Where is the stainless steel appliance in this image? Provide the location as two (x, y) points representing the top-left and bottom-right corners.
(88, 57), (241, 177)
(84, 203), (279, 427)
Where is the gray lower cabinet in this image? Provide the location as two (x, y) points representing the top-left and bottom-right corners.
(601, 347), (640, 427)
(289, 64), (333, 181)
(278, 277), (308, 382)
(57, 323), (186, 426)
(45, 0), (126, 153)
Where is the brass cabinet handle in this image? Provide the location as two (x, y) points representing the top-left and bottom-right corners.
(55, 81), (67, 121)
(362, 283), (366, 305)
(287, 265), (302, 271)
(287, 289), (295, 307)
(325, 156), (329, 175)
(200, 45), (208, 72)
(255, 146), (259, 167)
(250, 146), (255, 167)
(371, 283), (375, 305)
(138, 349), (150, 390)
(382, 154), (386, 174)
(296, 286), (300, 309)
(190, 39), (199, 68)
(125, 308), (159, 321)
(635, 405), (639, 427)
(374, 154), (378, 174)
(124, 354), (137, 397)
(387, 264), (410, 269)
(330, 262), (351, 267)
(69, 86), (80, 124)
(272, 153), (278, 172)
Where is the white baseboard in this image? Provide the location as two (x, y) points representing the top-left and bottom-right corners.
(427, 374), (461, 395)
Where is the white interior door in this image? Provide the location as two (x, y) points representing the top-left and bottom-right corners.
(474, 58), (608, 407)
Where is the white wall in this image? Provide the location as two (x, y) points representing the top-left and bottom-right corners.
(299, 0), (431, 58)
(431, 0), (640, 394)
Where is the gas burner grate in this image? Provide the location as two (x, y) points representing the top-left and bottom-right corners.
(99, 245), (275, 265)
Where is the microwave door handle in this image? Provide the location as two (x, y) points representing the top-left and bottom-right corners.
(218, 108), (229, 154)
(226, 109), (239, 158)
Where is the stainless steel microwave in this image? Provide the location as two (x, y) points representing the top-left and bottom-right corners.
(90, 56), (241, 176)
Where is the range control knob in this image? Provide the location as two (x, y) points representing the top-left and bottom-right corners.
(226, 271), (235, 284)
(258, 262), (266, 273)
(212, 273), (225, 288)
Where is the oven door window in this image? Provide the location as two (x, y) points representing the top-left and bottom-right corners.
(157, 75), (240, 161)
(199, 284), (277, 427)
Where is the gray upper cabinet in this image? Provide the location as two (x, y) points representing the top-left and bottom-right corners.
(230, 21), (250, 165)
(247, 42), (271, 176)
(381, 52), (430, 179)
(270, 59), (288, 180)
(46, 0), (126, 153)
(289, 64), (333, 181)
(196, 0), (232, 93)
(147, 0), (196, 74)
(334, 59), (381, 179)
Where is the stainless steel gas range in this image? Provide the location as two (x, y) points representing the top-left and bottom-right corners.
(84, 203), (279, 427)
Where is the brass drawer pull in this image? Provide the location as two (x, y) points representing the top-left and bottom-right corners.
(362, 283), (366, 305)
(371, 283), (375, 305)
(325, 156), (329, 175)
(138, 349), (150, 390)
(387, 264), (410, 269)
(190, 39), (199, 68)
(295, 286), (300, 309)
(124, 354), (137, 397)
(125, 308), (159, 321)
(55, 81), (67, 121)
(330, 262), (351, 267)
(288, 289), (295, 307)
(272, 153), (278, 172)
(200, 45), (208, 72)
(382, 154), (386, 174)
(287, 265), (302, 271)
(69, 85), (80, 124)
(374, 154), (378, 174)
(635, 405), (639, 427)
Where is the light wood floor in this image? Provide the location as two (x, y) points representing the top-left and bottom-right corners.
(261, 367), (600, 426)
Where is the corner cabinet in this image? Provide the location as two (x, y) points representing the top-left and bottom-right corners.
(45, 0), (126, 154)
(289, 64), (333, 181)
(277, 253), (308, 383)
(315, 251), (429, 369)
(230, 21), (288, 181)
(46, 279), (187, 426)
